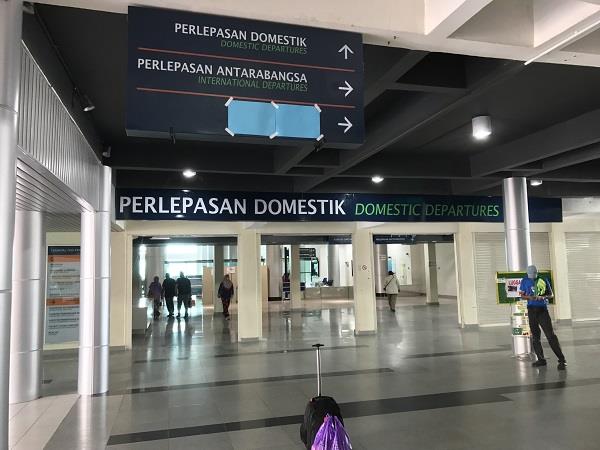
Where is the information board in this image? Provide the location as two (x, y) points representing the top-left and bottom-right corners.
(495, 270), (555, 305)
(116, 189), (563, 223)
(45, 246), (80, 344)
(127, 6), (364, 145)
(300, 247), (317, 259)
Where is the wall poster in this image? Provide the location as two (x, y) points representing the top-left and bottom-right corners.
(45, 246), (80, 344)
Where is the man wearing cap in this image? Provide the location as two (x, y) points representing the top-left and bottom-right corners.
(519, 265), (566, 370)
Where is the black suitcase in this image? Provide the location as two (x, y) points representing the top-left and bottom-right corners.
(300, 344), (344, 449)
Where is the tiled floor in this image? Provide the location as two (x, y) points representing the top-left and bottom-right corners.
(15, 295), (600, 449)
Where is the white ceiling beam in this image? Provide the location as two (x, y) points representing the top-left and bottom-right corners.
(424, 0), (494, 37)
(35, 0), (600, 68)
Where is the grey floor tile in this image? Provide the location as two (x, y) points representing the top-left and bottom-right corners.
(27, 299), (600, 450)
(228, 427), (298, 450)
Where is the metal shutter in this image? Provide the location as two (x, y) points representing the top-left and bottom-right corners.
(566, 233), (600, 321)
(474, 233), (551, 325)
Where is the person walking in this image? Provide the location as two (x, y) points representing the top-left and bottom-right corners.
(147, 276), (163, 320)
(218, 274), (235, 320)
(176, 271), (192, 319)
(519, 265), (567, 370)
(384, 270), (401, 312)
(162, 273), (177, 318)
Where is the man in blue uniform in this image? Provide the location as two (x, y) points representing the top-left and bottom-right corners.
(519, 265), (566, 370)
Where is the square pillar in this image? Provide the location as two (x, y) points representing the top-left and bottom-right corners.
(550, 223), (572, 322)
(454, 224), (478, 327)
(290, 245), (302, 310)
(237, 230), (262, 341)
(352, 229), (377, 335)
(425, 243), (439, 305)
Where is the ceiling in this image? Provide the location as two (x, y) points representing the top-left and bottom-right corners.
(25, 2), (600, 197)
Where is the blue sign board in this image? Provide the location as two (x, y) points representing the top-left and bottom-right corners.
(116, 189), (563, 223)
(127, 6), (365, 145)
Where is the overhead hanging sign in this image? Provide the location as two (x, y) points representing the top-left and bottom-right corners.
(116, 189), (563, 223)
(300, 247), (317, 259)
(127, 6), (364, 145)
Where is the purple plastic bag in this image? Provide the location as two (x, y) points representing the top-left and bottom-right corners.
(311, 414), (352, 450)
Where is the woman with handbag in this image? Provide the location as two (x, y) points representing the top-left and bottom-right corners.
(383, 271), (401, 312)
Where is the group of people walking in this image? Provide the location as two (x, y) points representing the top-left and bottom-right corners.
(147, 272), (235, 320)
(147, 271), (192, 319)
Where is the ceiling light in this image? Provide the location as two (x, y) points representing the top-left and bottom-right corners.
(150, 236), (171, 240)
(472, 116), (491, 140)
(371, 175), (384, 184)
(182, 189), (190, 193)
(176, 214), (184, 218)
(182, 169), (196, 178)
(82, 95), (95, 112)
(530, 179), (543, 187)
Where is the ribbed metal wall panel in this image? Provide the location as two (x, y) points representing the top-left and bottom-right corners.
(565, 233), (600, 321)
(474, 233), (552, 325)
(17, 44), (100, 211)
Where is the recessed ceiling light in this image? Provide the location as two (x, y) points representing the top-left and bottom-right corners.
(530, 179), (543, 187)
(182, 169), (196, 178)
(472, 116), (492, 140)
(371, 175), (384, 184)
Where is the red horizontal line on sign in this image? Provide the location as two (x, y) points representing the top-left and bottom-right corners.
(138, 47), (356, 73)
(136, 87), (357, 110)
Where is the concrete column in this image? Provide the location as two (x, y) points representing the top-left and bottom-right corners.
(290, 245), (302, 310)
(78, 166), (111, 395)
(550, 223), (572, 322)
(10, 211), (45, 404)
(327, 244), (340, 287)
(266, 245), (282, 298)
(0, 1), (22, 445)
(454, 224), (478, 327)
(237, 230), (262, 341)
(503, 177), (532, 357)
(352, 229), (377, 335)
(425, 243), (439, 305)
(214, 244), (224, 313)
(373, 244), (388, 295)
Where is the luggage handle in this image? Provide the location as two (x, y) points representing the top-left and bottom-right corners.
(313, 343), (324, 396)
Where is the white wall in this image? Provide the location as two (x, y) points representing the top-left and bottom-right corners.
(338, 244), (354, 286)
(386, 244), (412, 284)
(408, 244), (426, 294)
(436, 242), (457, 297)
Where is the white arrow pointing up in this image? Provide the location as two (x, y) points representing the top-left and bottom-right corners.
(338, 80), (353, 97)
(337, 116), (353, 133)
(338, 44), (354, 60)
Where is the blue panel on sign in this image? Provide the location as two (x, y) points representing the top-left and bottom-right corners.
(276, 104), (320, 139)
(228, 100), (275, 137)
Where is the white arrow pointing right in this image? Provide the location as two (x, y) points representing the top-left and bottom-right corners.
(337, 116), (353, 133)
(338, 80), (354, 97)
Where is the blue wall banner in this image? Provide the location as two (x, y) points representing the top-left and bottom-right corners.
(116, 189), (563, 223)
(127, 6), (364, 145)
